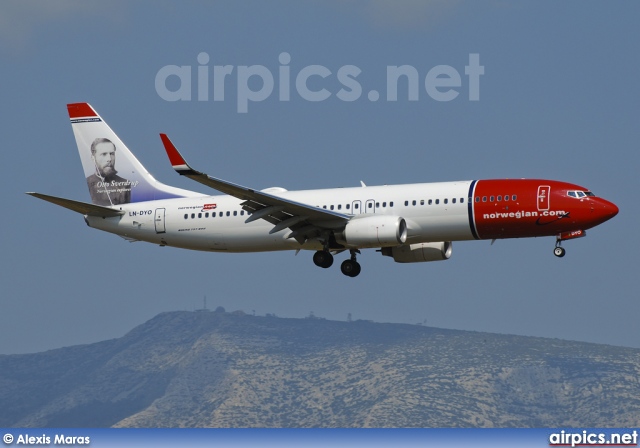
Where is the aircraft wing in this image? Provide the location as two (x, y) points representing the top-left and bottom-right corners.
(160, 134), (350, 243)
(26, 192), (125, 217)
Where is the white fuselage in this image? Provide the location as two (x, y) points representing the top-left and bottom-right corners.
(87, 181), (476, 252)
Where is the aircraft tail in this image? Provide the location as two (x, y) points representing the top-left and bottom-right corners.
(68, 103), (203, 206)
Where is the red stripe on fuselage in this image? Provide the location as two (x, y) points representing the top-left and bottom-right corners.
(471, 179), (615, 240)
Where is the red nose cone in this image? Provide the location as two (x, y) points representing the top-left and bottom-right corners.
(607, 201), (619, 218)
(595, 199), (619, 224)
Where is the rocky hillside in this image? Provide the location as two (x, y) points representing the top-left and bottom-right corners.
(1, 310), (639, 427)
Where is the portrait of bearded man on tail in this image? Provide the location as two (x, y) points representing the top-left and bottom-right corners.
(86, 137), (132, 206)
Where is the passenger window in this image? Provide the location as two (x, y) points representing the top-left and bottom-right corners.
(212, 212), (216, 217)
(490, 196), (495, 202)
(444, 198), (448, 204)
(354, 204), (358, 209)
(512, 195), (517, 201)
(404, 201), (409, 206)
(460, 198), (464, 203)
(428, 199), (432, 205)
(390, 202), (394, 207)
(376, 202), (380, 208)
(412, 200), (416, 206)
(435, 199), (440, 205)
(205, 213), (209, 218)
(504, 195), (509, 202)
(184, 214), (188, 219)
(338, 204), (342, 210)
(482, 197), (487, 202)
(241, 210), (244, 215)
(330, 205), (334, 210)
(346, 204), (350, 209)
(452, 198), (456, 204)
(382, 202), (386, 207)
(191, 213), (195, 219)
(420, 200), (424, 205)
(475, 197), (480, 202)
(233, 211), (237, 216)
(497, 196), (502, 201)
(368, 202), (373, 209)
(226, 211), (230, 216)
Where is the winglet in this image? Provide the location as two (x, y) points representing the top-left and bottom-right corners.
(160, 134), (197, 175)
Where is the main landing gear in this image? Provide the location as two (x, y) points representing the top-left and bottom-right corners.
(341, 251), (361, 278)
(312, 250), (334, 268)
(313, 250), (361, 277)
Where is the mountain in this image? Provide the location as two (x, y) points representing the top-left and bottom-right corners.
(1, 310), (639, 427)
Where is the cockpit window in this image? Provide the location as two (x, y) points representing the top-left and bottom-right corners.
(568, 190), (595, 198)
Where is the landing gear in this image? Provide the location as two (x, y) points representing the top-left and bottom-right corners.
(340, 250), (361, 277)
(313, 250), (333, 268)
(553, 230), (586, 258)
(341, 259), (361, 277)
(312, 249), (361, 277)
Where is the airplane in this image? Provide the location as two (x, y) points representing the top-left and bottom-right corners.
(27, 103), (619, 277)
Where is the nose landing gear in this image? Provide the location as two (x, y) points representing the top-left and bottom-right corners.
(553, 230), (586, 258)
(553, 244), (566, 258)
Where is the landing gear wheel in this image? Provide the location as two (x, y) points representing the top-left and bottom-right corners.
(554, 246), (566, 258)
(352, 261), (361, 277)
(313, 250), (334, 268)
(341, 259), (361, 277)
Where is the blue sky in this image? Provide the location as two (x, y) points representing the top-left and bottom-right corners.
(2, 1), (639, 354)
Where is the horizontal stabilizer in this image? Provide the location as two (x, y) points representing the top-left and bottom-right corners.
(26, 192), (125, 217)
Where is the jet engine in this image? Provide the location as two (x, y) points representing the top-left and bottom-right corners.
(340, 215), (407, 248)
(380, 242), (452, 263)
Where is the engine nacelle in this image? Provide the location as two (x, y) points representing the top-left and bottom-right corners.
(342, 215), (407, 248)
(381, 242), (452, 263)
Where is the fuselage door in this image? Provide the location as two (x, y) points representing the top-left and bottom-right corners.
(154, 208), (166, 234)
(352, 200), (362, 215)
(537, 185), (550, 211)
(365, 199), (376, 214)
